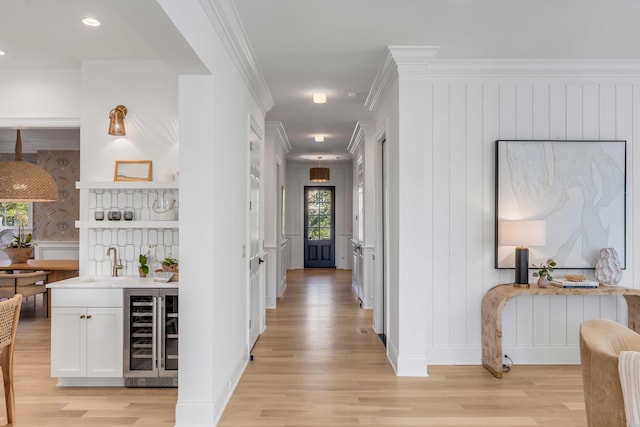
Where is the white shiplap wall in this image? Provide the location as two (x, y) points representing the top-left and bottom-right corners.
(424, 74), (639, 365)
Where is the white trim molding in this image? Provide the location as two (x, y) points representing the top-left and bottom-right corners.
(347, 120), (375, 155)
(266, 121), (292, 153)
(198, 0), (274, 114)
(0, 118), (80, 128)
(365, 46), (440, 112)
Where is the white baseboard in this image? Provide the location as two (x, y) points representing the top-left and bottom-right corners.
(425, 346), (580, 365)
(56, 377), (123, 387)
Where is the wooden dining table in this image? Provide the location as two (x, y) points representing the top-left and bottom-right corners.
(0, 260), (79, 316)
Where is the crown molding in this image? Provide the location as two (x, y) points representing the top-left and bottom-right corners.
(365, 46), (440, 112)
(266, 121), (291, 153)
(422, 59), (640, 76)
(347, 120), (375, 155)
(199, 0), (274, 114)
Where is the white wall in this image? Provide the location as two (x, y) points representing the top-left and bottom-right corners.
(80, 61), (179, 182)
(285, 160), (353, 270)
(370, 56), (640, 374)
(0, 69), (80, 122)
(159, 1), (268, 425)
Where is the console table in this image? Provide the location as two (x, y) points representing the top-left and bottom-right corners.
(481, 283), (640, 378)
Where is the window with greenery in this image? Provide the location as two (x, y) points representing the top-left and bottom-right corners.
(0, 202), (31, 228)
(306, 189), (332, 241)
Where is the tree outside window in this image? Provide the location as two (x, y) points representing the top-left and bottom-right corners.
(0, 202), (31, 228)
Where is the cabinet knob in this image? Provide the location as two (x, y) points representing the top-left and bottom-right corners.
(80, 315), (86, 319)
(86, 314), (92, 319)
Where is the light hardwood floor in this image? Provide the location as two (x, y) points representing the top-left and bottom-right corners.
(219, 269), (588, 427)
(12, 270), (587, 426)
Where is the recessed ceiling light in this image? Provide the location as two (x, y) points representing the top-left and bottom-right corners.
(347, 92), (358, 99)
(0, 50), (5, 56)
(314, 135), (325, 142)
(82, 17), (101, 27)
(312, 91), (327, 104)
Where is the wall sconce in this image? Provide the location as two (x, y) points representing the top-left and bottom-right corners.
(499, 220), (546, 288)
(310, 157), (330, 182)
(108, 105), (128, 136)
(0, 129), (58, 201)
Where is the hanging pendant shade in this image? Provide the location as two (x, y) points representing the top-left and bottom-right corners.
(0, 130), (58, 202)
(310, 166), (330, 182)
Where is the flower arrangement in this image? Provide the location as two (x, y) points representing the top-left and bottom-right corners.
(532, 258), (557, 281)
(8, 214), (31, 248)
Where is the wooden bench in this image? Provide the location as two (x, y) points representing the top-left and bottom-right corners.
(0, 271), (49, 317)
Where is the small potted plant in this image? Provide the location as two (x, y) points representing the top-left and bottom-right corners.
(138, 254), (149, 277)
(161, 257), (179, 273)
(532, 258), (556, 288)
(4, 214), (34, 264)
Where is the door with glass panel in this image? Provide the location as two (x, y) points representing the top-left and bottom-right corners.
(304, 186), (335, 268)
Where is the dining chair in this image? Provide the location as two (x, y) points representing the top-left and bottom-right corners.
(0, 294), (22, 426)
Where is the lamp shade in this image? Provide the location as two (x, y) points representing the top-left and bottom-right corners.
(0, 130), (58, 202)
(310, 167), (330, 182)
(498, 220), (546, 247)
(108, 105), (127, 136)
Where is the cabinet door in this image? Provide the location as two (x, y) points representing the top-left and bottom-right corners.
(51, 307), (86, 377)
(86, 307), (123, 377)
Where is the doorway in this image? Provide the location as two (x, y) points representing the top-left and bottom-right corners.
(303, 186), (335, 268)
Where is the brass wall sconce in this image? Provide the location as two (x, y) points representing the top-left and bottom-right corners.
(108, 105), (128, 136)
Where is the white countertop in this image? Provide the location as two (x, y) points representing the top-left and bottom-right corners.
(46, 275), (179, 289)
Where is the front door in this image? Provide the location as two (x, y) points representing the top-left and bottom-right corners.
(304, 186), (335, 268)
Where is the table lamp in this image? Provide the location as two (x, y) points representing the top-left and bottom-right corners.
(499, 220), (546, 288)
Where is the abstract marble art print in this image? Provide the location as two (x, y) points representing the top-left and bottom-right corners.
(496, 140), (626, 269)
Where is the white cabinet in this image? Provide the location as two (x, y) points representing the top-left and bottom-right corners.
(51, 289), (124, 386)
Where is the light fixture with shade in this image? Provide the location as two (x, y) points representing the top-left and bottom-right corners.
(498, 220), (546, 288)
(312, 91), (327, 104)
(108, 105), (127, 136)
(310, 157), (330, 182)
(0, 130), (58, 202)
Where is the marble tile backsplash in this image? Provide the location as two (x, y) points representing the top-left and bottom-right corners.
(86, 188), (179, 276)
(87, 228), (179, 276)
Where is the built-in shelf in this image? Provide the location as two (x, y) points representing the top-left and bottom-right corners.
(75, 220), (179, 229)
(76, 181), (179, 190)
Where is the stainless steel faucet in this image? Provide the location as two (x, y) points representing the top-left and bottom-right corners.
(107, 247), (123, 277)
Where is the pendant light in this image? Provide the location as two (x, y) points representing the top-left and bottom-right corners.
(310, 157), (330, 182)
(0, 130), (58, 202)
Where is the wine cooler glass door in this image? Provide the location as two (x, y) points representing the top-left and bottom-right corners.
(125, 293), (157, 377)
(160, 291), (178, 376)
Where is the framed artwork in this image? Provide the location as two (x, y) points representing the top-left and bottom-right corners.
(495, 140), (626, 269)
(114, 160), (153, 182)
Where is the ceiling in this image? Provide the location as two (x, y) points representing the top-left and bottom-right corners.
(1, 0), (639, 159)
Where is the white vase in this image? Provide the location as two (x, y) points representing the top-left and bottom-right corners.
(595, 248), (622, 287)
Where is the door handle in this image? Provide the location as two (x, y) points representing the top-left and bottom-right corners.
(258, 258), (265, 264)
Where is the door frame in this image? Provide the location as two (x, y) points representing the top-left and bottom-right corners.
(374, 124), (388, 347)
(247, 115), (265, 351)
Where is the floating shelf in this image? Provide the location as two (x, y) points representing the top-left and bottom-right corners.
(75, 220), (179, 229)
(76, 181), (179, 190)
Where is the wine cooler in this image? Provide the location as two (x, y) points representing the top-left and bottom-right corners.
(124, 288), (178, 387)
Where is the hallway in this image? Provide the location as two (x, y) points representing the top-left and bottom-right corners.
(219, 269), (587, 426)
